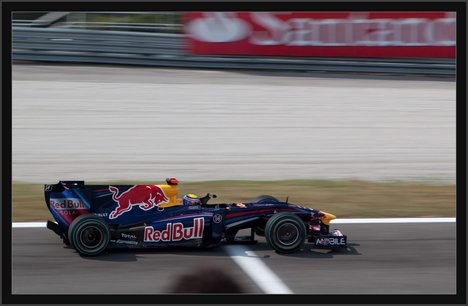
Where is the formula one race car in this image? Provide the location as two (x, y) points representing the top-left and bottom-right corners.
(44, 178), (347, 256)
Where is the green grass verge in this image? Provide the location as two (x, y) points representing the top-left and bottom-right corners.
(12, 180), (455, 222)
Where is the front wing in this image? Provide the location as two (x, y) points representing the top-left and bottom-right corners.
(310, 229), (347, 249)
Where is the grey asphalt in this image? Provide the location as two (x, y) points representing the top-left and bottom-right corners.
(12, 64), (455, 183)
(12, 223), (456, 294)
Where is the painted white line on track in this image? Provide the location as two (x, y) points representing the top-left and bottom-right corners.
(224, 245), (293, 294)
(13, 222), (47, 228)
(12, 218), (456, 228)
(330, 218), (456, 224)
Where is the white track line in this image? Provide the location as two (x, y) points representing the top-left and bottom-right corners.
(330, 217), (455, 224)
(13, 222), (47, 228)
(12, 218), (456, 228)
(224, 245), (293, 294)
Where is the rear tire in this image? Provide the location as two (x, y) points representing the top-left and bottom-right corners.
(68, 214), (110, 256)
(265, 213), (306, 254)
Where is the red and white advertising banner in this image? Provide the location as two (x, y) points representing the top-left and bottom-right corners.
(184, 12), (456, 58)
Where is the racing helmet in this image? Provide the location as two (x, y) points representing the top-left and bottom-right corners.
(183, 194), (201, 206)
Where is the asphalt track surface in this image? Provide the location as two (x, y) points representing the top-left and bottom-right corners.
(12, 222), (456, 294)
(12, 64), (455, 183)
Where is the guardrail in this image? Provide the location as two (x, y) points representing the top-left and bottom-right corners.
(54, 22), (182, 33)
(13, 22), (182, 33)
(12, 27), (455, 76)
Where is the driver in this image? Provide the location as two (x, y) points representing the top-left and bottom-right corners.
(183, 194), (202, 206)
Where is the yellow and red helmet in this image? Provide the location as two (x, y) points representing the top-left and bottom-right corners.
(183, 194), (201, 206)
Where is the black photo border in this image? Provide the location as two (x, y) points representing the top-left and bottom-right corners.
(1, 1), (466, 305)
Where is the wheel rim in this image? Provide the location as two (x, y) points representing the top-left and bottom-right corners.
(276, 222), (299, 246)
(78, 225), (103, 249)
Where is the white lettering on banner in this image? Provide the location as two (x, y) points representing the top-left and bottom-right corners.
(188, 12), (455, 47)
(144, 217), (204, 242)
(252, 13), (456, 46)
(250, 12), (290, 45)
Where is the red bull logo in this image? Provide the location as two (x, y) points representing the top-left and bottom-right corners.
(108, 185), (169, 219)
(50, 198), (87, 210)
(144, 217), (204, 242)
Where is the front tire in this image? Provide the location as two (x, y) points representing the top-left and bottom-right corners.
(265, 213), (306, 253)
(68, 214), (110, 256)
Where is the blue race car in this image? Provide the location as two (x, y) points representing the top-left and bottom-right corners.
(45, 178), (347, 256)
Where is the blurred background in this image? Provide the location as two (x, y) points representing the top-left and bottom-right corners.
(12, 11), (456, 221)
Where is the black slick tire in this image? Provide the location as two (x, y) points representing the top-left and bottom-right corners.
(265, 212), (306, 253)
(68, 214), (110, 256)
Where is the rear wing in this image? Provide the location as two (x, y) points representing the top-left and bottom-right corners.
(44, 181), (85, 203)
(44, 181), (84, 192)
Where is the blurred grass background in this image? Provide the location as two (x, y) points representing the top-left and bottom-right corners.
(13, 180), (455, 221)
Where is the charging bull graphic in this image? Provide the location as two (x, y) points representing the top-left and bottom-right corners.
(108, 185), (169, 219)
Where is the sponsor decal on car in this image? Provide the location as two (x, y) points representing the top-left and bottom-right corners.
(213, 214), (222, 223)
(93, 212), (108, 218)
(108, 185), (169, 219)
(144, 217), (204, 242)
(50, 198), (88, 210)
(113, 240), (139, 245)
(315, 237), (347, 246)
(121, 233), (137, 240)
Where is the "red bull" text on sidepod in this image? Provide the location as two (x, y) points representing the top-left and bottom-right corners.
(144, 217), (204, 242)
